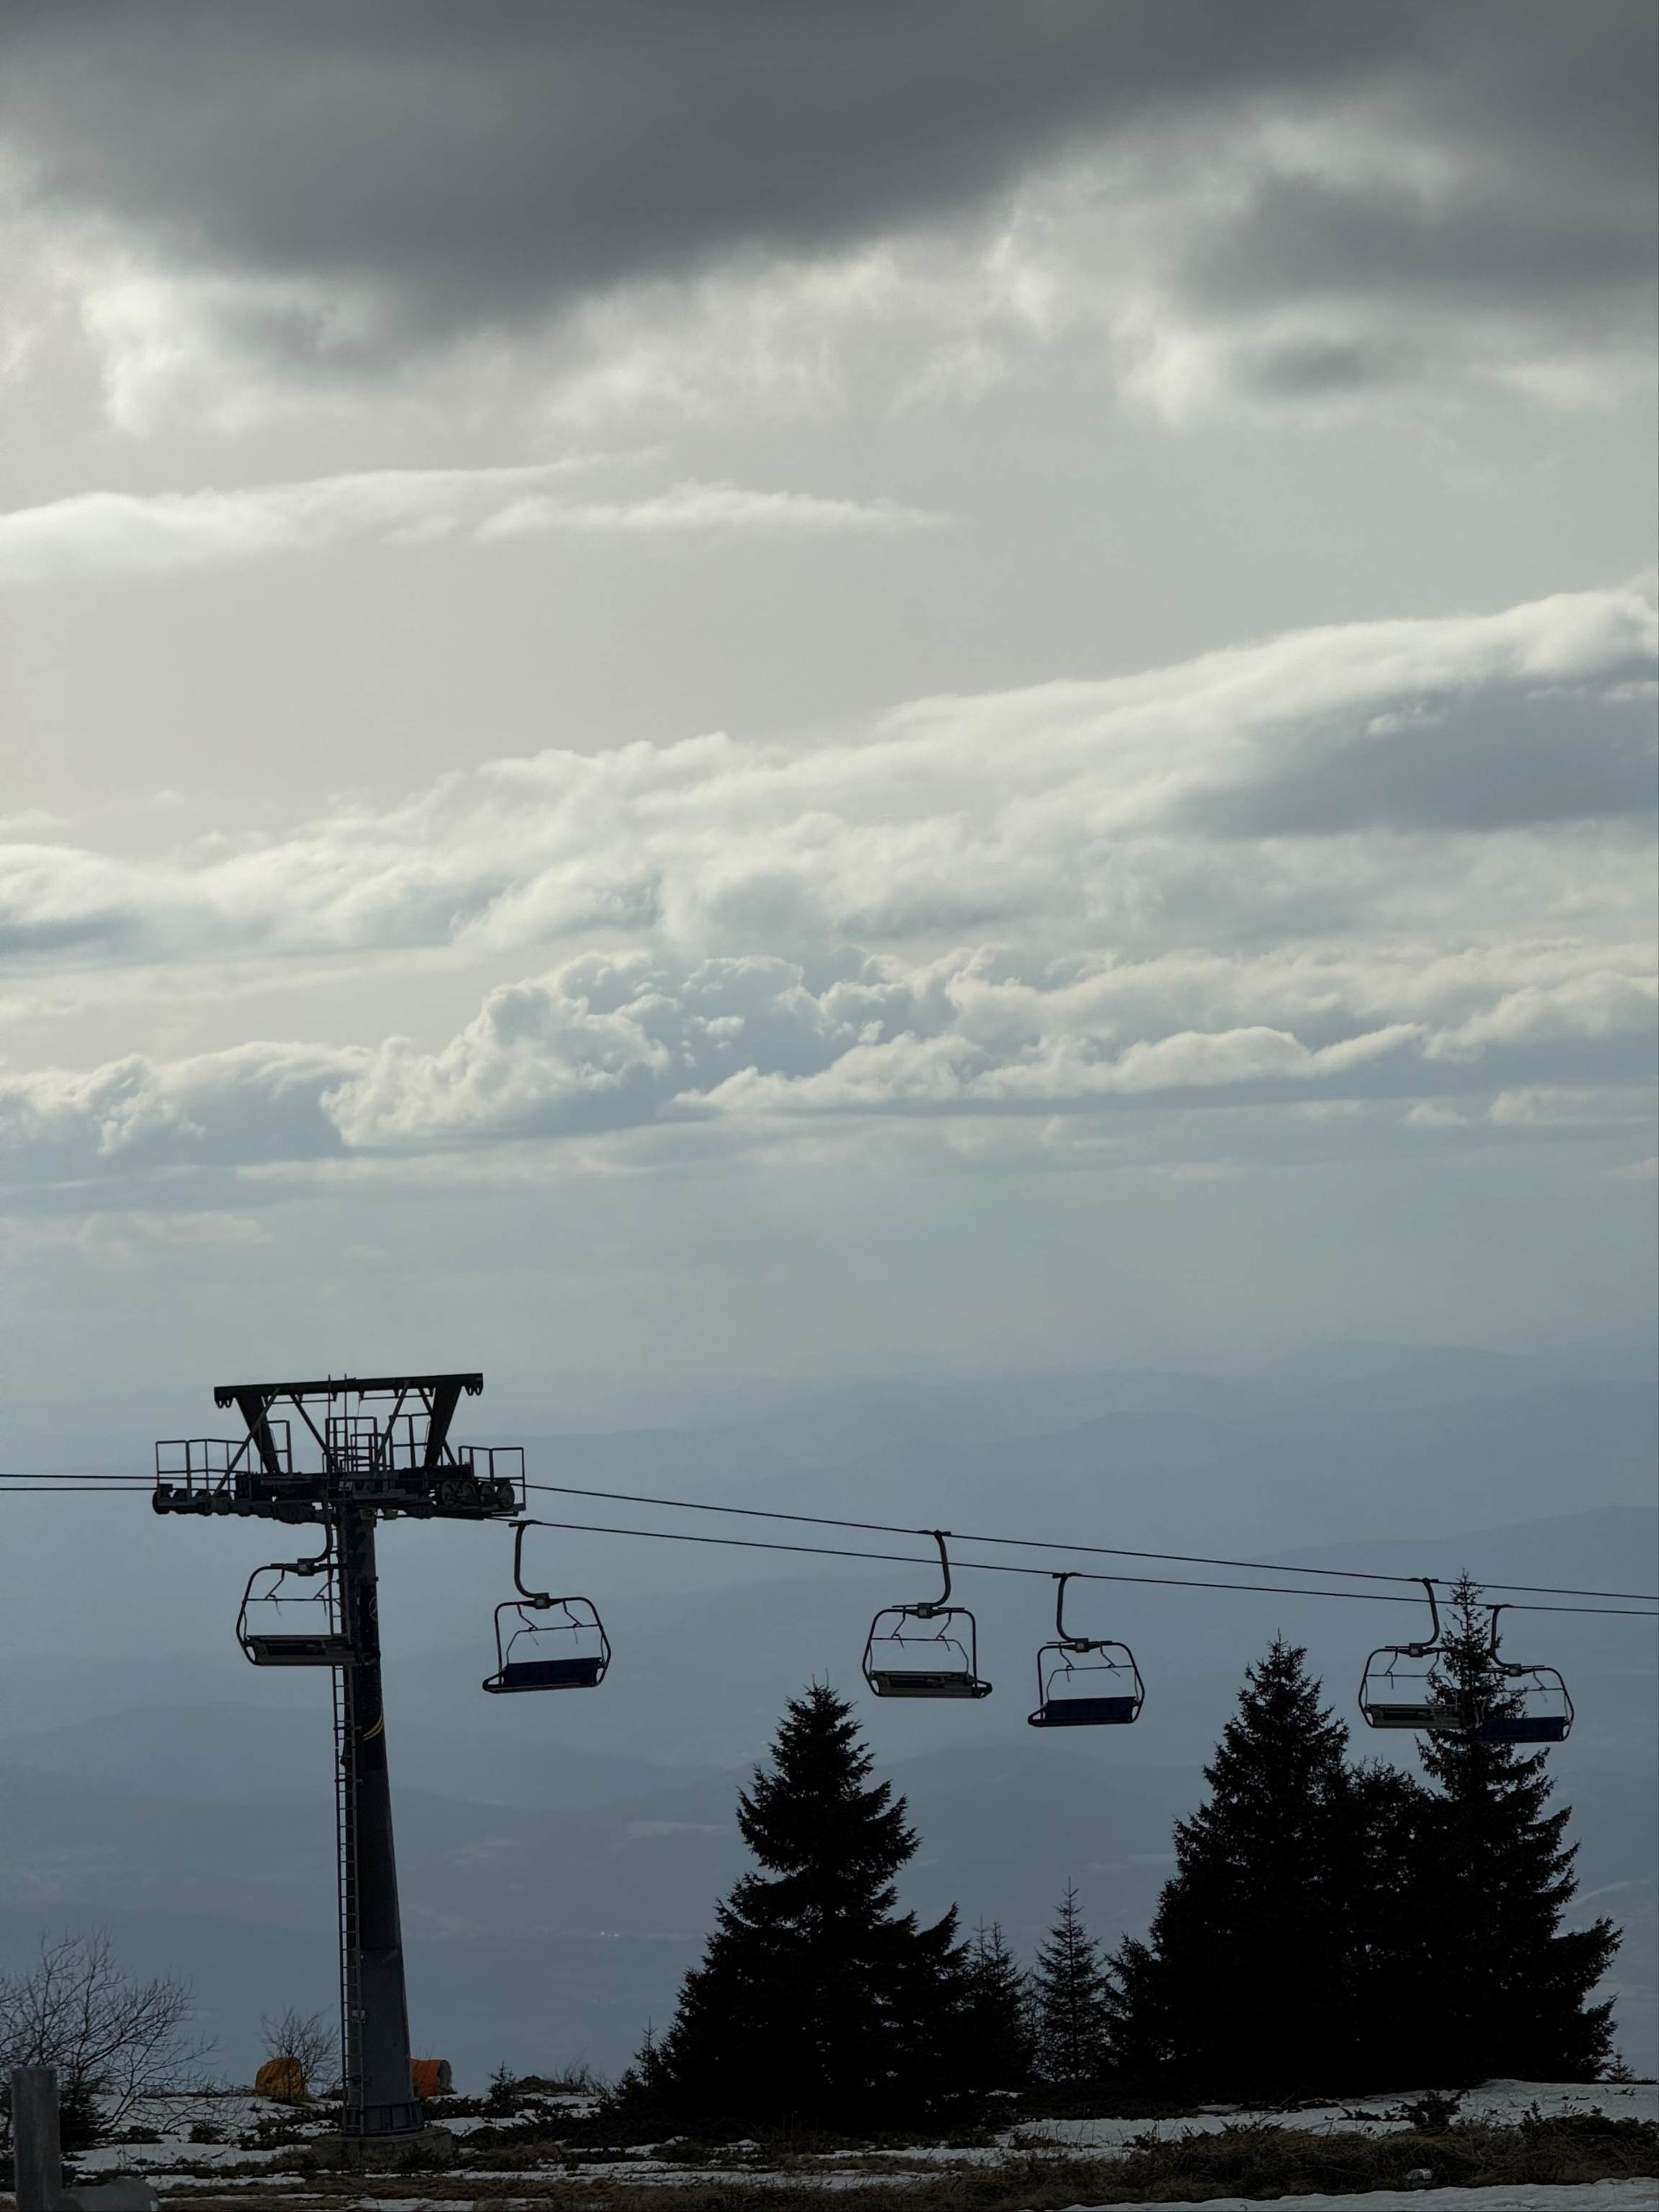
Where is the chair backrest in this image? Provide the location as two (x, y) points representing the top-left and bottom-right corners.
(863, 1605), (989, 1697)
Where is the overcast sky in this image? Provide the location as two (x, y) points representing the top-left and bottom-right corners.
(1, 1), (1654, 1421)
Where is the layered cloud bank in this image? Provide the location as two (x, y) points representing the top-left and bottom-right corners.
(2, 586), (1654, 1198)
(4, 585), (1653, 961)
(10, 949), (1647, 1185)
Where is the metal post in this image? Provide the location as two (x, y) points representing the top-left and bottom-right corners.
(10, 2066), (63, 2212)
(334, 1508), (423, 2139)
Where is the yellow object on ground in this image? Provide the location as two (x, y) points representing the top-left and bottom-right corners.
(255, 2056), (308, 2104)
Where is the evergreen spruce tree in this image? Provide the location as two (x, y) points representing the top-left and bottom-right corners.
(1031, 1884), (1109, 2087)
(612, 1685), (969, 2133)
(1104, 1640), (1372, 2097)
(1414, 1578), (1620, 2082)
(961, 1922), (1034, 2092)
(1339, 1755), (1437, 2089)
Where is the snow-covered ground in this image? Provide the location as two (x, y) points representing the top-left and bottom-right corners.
(1067, 2190), (1657, 2212)
(46, 2080), (1656, 2200)
(72, 2090), (614, 2174)
(1017, 2079), (1659, 2154)
(78, 2147), (296, 2174)
(75, 2095), (331, 2175)
(116, 2188), (1659, 2212)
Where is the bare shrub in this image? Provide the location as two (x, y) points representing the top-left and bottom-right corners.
(0, 1928), (215, 2146)
(257, 2006), (337, 2099)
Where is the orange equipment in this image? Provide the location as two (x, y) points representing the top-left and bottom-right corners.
(255, 2055), (308, 2103)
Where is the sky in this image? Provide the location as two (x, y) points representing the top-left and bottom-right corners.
(1, 1), (1656, 1419)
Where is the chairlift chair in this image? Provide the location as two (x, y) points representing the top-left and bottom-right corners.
(1358, 1580), (1456, 1733)
(1470, 1605), (1574, 1744)
(482, 1522), (611, 1694)
(862, 1532), (991, 1700)
(1028, 1573), (1145, 1728)
(237, 1539), (354, 1666)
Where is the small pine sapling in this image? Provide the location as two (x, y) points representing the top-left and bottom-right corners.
(1032, 1884), (1109, 2088)
(962, 1921), (1035, 2092)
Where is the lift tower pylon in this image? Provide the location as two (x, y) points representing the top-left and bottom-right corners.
(153, 1373), (524, 2150)
(334, 1506), (418, 2136)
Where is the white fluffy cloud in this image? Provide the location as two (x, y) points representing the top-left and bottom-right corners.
(1, 1040), (351, 1181)
(3, 944), (1651, 1191)
(2, 585), (1652, 1198)
(0, 461), (937, 585)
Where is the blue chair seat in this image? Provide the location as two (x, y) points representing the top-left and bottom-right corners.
(1476, 1714), (1569, 1743)
(1029, 1695), (1139, 1728)
(488, 1656), (605, 1693)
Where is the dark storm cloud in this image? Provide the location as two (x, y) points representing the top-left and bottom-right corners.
(1192, 169), (1654, 319)
(2, 1), (1650, 368)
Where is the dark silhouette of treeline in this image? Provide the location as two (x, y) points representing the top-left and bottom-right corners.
(607, 1582), (1620, 2135)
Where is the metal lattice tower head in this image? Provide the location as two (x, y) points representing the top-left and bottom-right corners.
(151, 1372), (524, 1522)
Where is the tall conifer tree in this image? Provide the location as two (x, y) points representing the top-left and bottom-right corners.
(1105, 1640), (1368, 2096)
(1340, 1755), (1435, 2086)
(1414, 1580), (1620, 2082)
(615, 1685), (969, 2131)
(961, 1922), (1035, 2091)
(1031, 1884), (1109, 2086)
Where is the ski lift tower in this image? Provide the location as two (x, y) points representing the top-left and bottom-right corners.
(151, 1374), (523, 2149)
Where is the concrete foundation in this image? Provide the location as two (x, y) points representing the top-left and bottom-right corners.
(309, 2126), (457, 2172)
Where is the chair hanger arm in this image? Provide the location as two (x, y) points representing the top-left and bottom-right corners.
(912, 1529), (953, 1615)
(511, 1519), (544, 1601)
(1054, 1571), (1090, 1648)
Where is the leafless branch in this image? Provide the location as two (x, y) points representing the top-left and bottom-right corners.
(257, 2005), (336, 2095)
(0, 1928), (218, 2140)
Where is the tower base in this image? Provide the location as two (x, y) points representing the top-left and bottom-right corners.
(312, 2126), (456, 2171)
